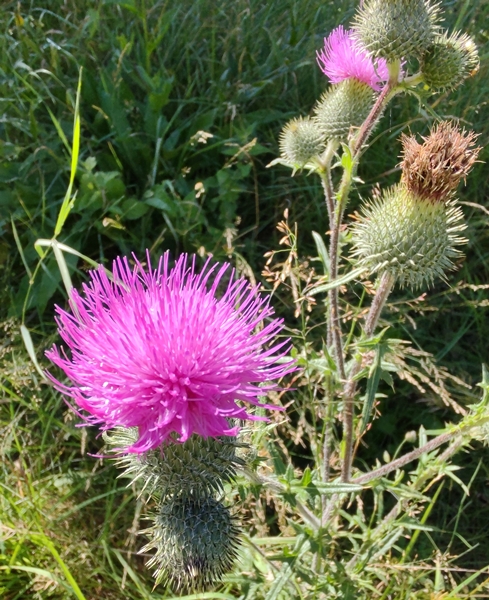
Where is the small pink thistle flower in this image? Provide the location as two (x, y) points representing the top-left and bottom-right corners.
(317, 25), (389, 91)
(46, 252), (295, 453)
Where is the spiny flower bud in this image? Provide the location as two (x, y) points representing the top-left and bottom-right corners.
(353, 0), (441, 61)
(420, 31), (479, 91)
(104, 427), (245, 500)
(351, 184), (467, 289)
(141, 494), (240, 591)
(313, 79), (373, 141)
(400, 122), (481, 203)
(278, 117), (325, 167)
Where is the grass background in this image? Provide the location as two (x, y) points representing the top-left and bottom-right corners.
(1, 0), (489, 597)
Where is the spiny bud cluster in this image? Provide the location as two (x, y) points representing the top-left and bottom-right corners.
(353, 0), (441, 62)
(351, 122), (479, 289)
(104, 427), (246, 592)
(421, 31), (479, 91)
(313, 79), (374, 142)
(278, 79), (374, 169)
(141, 495), (241, 591)
(279, 117), (326, 168)
(351, 185), (467, 289)
(277, 0), (480, 174)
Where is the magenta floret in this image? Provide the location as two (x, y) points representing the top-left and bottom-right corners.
(46, 253), (295, 453)
(317, 25), (389, 91)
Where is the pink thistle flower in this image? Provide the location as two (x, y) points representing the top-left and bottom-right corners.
(46, 252), (295, 454)
(317, 25), (389, 91)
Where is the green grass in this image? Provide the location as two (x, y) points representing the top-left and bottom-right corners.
(2, 0), (489, 597)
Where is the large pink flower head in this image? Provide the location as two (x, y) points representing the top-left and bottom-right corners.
(317, 25), (389, 91)
(46, 252), (295, 453)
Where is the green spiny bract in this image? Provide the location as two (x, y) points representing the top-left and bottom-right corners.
(420, 31), (479, 91)
(313, 79), (373, 142)
(104, 427), (246, 500)
(140, 494), (240, 592)
(351, 185), (467, 289)
(353, 0), (441, 61)
(278, 116), (325, 167)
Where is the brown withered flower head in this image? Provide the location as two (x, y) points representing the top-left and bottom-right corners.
(400, 121), (481, 203)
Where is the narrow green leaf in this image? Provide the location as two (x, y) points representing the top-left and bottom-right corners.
(298, 481), (364, 494)
(0, 565), (66, 589)
(32, 533), (87, 600)
(54, 68), (82, 237)
(264, 536), (310, 600)
(311, 230), (330, 275)
(46, 105), (71, 154)
(360, 341), (388, 434)
(20, 325), (48, 381)
(446, 565), (489, 597)
(51, 240), (73, 295)
(111, 549), (152, 600)
(11, 218), (32, 278)
(307, 266), (367, 296)
(402, 481), (444, 561)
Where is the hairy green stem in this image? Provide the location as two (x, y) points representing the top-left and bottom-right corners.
(353, 411), (489, 486)
(364, 272), (396, 336)
(319, 139), (338, 226)
(353, 431), (459, 485)
(325, 62), (401, 486)
(352, 61), (401, 157)
(341, 271), (396, 482)
(319, 142), (339, 350)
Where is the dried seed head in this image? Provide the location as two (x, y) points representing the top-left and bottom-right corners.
(351, 184), (467, 289)
(353, 0), (441, 61)
(421, 31), (479, 91)
(400, 121), (481, 203)
(313, 79), (373, 141)
(278, 117), (325, 167)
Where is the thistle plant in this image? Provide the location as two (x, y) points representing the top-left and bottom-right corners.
(274, 0), (483, 529)
(35, 0), (488, 596)
(46, 252), (295, 591)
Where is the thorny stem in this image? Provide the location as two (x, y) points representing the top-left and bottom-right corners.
(330, 61), (401, 485)
(364, 271), (396, 337)
(341, 271), (396, 482)
(319, 139), (338, 225)
(353, 431), (460, 485)
(352, 60), (402, 157)
(319, 140), (339, 350)
(353, 412), (489, 487)
(328, 172), (349, 381)
(327, 66), (400, 382)
(255, 416), (489, 533)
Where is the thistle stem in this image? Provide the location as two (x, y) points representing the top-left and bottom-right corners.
(324, 63), (401, 487)
(353, 430), (461, 485)
(328, 181), (349, 381)
(319, 140), (339, 349)
(364, 271), (396, 336)
(327, 71), (400, 382)
(352, 61), (401, 158)
(319, 140), (339, 217)
(340, 271), (396, 482)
